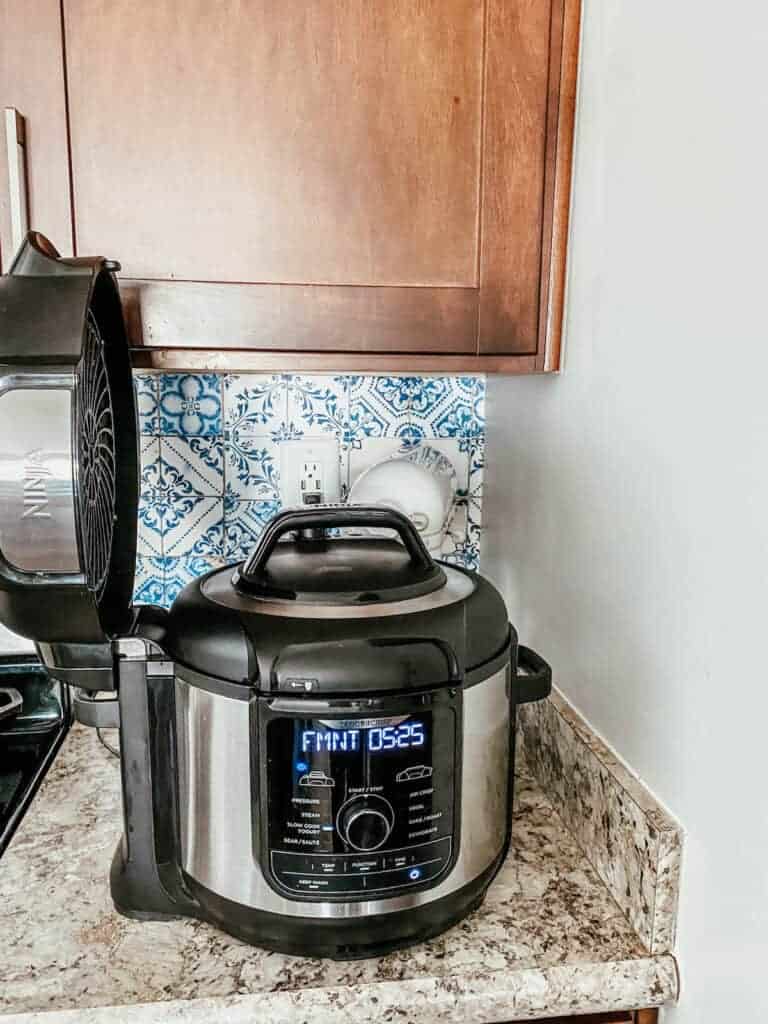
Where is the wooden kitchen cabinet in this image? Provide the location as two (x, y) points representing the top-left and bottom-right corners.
(1, 0), (580, 373)
(0, 0), (72, 265)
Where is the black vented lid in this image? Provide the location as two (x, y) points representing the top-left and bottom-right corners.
(0, 232), (138, 643)
(233, 506), (446, 604)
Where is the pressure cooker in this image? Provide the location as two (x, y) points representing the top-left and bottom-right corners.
(0, 233), (552, 958)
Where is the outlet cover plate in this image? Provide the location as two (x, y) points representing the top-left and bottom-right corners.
(279, 438), (341, 507)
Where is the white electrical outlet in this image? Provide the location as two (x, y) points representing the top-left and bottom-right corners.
(279, 438), (341, 507)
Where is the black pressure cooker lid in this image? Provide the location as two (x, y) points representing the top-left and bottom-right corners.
(233, 506), (447, 604)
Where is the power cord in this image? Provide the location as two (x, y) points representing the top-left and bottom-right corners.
(96, 727), (120, 759)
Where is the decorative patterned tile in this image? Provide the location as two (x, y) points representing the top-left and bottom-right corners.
(467, 434), (484, 515)
(347, 376), (415, 443)
(285, 375), (349, 439)
(224, 499), (281, 561)
(132, 371), (485, 600)
(159, 374), (222, 436)
(465, 500), (482, 570)
(163, 497), (224, 557)
(137, 439), (162, 555)
(223, 374), (288, 437)
(161, 436), (224, 497)
(415, 376), (486, 439)
(133, 555), (166, 606)
(224, 435), (280, 501)
(440, 500), (481, 571)
(134, 373), (158, 435)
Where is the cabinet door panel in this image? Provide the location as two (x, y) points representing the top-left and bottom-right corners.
(0, 0), (71, 268)
(64, 0), (483, 287)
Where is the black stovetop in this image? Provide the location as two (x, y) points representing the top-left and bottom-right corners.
(0, 655), (70, 858)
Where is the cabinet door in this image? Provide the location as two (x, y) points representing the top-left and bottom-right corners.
(0, 0), (72, 269)
(59, 0), (578, 368)
(63, 1), (483, 290)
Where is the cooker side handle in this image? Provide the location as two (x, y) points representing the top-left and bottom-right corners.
(515, 645), (552, 704)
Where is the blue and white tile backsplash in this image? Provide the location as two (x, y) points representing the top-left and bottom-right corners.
(133, 373), (485, 608)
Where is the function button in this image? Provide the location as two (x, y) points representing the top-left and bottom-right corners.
(347, 855), (381, 874)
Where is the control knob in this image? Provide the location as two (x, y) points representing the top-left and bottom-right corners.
(338, 794), (394, 852)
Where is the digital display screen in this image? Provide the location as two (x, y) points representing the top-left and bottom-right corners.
(300, 721), (425, 754)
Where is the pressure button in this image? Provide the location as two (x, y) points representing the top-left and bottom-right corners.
(338, 795), (394, 852)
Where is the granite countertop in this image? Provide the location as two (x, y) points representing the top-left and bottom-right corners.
(0, 725), (677, 1023)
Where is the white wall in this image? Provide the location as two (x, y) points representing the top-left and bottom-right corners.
(483, 3), (768, 1020)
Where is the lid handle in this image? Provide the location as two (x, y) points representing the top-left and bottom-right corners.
(236, 504), (435, 591)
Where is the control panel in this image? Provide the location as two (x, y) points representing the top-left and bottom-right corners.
(265, 707), (456, 898)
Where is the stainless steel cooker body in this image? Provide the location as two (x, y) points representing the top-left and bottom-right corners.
(174, 660), (511, 922)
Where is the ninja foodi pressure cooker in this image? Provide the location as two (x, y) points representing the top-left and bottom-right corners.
(0, 233), (553, 959)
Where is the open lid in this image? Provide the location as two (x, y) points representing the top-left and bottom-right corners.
(232, 505), (447, 605)
(0, 232), (138, 643)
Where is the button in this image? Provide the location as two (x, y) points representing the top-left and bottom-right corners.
(365, 858), (446, 893)
(381, 851), (415, 869)
(395, 765), (433, 783)
(316, 857), (346, 874)
(347, 855), (381, 874)
(286, 874), (366, 894)
(272, 851), (315, 874)
(298, 770), (335, 789)
(338, 794), (394, 852)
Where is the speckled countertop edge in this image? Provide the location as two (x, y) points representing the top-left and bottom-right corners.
(519, 689), (684, 955)
(0, 957), (678, 1024)
(0, 720), (680, 1023)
